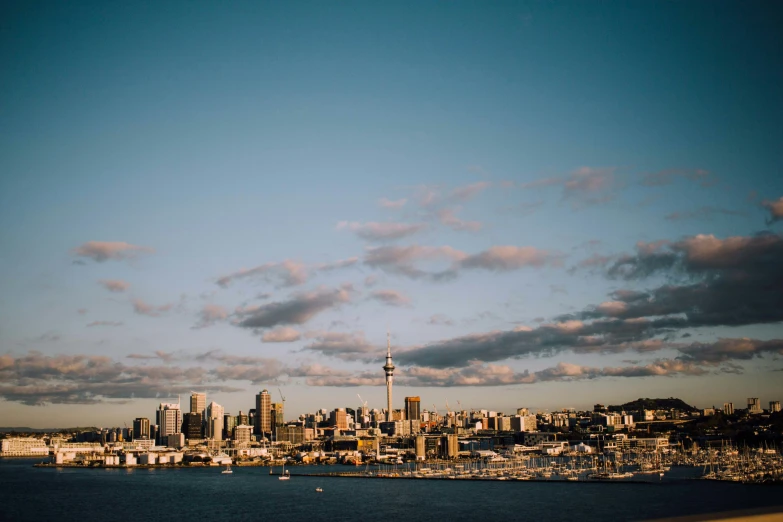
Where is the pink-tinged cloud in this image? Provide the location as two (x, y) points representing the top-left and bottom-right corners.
(261, 326), (301, 343)
(315, 257), (359, 272)
(193, 304), (228, 328)
(640, 168), (714, 188)
(762, 197), (783, 224)
(378, 198), (407, 209)
(369, 289), (411, 307)
(437, 208), (482, 232)
(563, 167), (617, 205)
(450, 181), (490, 202)
(217, 260), (308, 288)
(336, 221), (426, 241)
(72, 241), (154, 262)
(460, 246), (561, 271)
(98, 279), (130, 293)
(364, 245), (466, 281)
(595, 301), (628, 317)
(86, 321), (123, 327)
(132, 299), (172, 317)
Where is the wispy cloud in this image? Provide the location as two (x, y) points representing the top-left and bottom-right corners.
(437, 208), (482, 232)
(132, 299), (172, 317)
(217, 260), (308, 288)
(336, 221), (426, 241)
(378, 198), (407, 209)
(86, 321), (123, 327)
(664, 206), (746, 221)
(369, 289), (411, 307)
(640, 168), (715, 188)
(234, 286), (353, 329)
(193, 304), (228, 329)
(762, 197), (783, 225)
(72, 241), (154, 263)
(262, 326), (301, 343)
(98, 279), (130, 293)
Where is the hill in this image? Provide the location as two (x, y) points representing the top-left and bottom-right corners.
(608, 397), (698, 413)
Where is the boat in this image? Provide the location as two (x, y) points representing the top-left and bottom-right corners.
(222, 464), (233, 474)
(279, 463), (290, 481)
(315, 487), (323, 492)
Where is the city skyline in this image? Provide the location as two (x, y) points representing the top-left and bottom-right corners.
(1, 1), (782, 427)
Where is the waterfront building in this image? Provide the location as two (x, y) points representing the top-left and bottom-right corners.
(256, 390), (271, 435)
(748, 398), (762, 414)
(207, 402), (224, 440)
(383, 332), (395, 422)
(771, 401), (781, 413)
(233, 424), (253, 445)
(167, 433), (185, 449)
(405, 396), (421, 422)
(156, 403), (182, 443)
(723, 402), (734, 415)
(182, 412), (202, 440)
(0, 438), (48, 456)
(133, 417), (150, 440)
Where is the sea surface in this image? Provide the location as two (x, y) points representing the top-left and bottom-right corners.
(0, 458), (781, 521)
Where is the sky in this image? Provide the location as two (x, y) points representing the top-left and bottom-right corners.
(1, 1), (782, 428)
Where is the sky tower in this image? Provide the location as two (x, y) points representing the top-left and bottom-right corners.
(383, 332), (395, 422)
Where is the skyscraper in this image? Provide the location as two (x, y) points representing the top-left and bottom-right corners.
(383, 332), (395, 422)
(207, 401), (224, 440)
(156, 403), (182, 441)
(271, 402), (284, 439)
(405, 396), (421, 422)
(190, 393), (206, 416)
(748, 397), (761, 414)
(256, 390), (271, 435)
(182, 412), (202, 439)
(133, 417), (150, 440)
(771, 401), (781, 413)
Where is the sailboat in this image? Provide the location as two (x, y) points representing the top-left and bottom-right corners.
(278, 462), (290, 481)
(222, 464), (233, 474)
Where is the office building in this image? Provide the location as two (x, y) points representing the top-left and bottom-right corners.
(132, 417), (150, 440)
(224, 413), (236, 440)
(256, 390), (271, 435)
(770, 401), (781, 413)
(207, 402), (224, 440)
(271, 402), (284, 439)
(190, 393), (206, 416)
(233, 425), (253, 445)
(748, 398), (762, 414)
(723, 403), (734, 415)
(156, 403), (182, 442)
(182, 413), (202, 439)
(405, 396), (421, 422)
(330, 408), (348, 430)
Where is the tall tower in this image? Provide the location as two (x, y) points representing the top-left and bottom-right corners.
(383, 332), (395, 422)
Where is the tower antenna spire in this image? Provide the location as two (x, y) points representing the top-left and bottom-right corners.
(383, 330), (395, 422)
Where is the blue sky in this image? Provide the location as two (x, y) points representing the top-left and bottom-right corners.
(1, 1), (782, 427)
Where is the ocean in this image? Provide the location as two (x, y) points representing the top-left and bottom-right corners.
(0, 458), (781, 521)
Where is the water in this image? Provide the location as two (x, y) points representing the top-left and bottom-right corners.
(0, 459), (781, 521)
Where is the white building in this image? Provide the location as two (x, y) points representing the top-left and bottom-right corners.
(0, 438), (48, 456)
(157, 402), (182, 441)
(207, 401), (225, 441)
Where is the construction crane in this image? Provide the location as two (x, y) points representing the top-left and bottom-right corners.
(278, 388), (286, 404)
(357, 394), (369, 426)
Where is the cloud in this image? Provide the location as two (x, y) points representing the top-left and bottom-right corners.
(437, 208), (482, 232)
(77, 308), (88, 315)
(0, 352), (242, 405)
(450, 181), (491, 202)
(664, 206), (746, 221)
(640, 168), (715, 188)
(262, 326), (301, 343)
(127, 350), (177, 362)
(519, 167), (618, 207)
(427, 314), (454, 326)
(234, 286), (352, 329)
(315, 257), (359, 272)
(72, 241), (154, 263)
(217, 260), (308, 288)
(379, 198), (407, 209)
(98, 279), (130, 293)
(132, 299), (172, 317)
(460, 246), (561, 271)
(676, 338), (783, 365)
(302, 331), (377, 361)
(193, 304), (228, 329)
(86, 321), (123, 327)
(364, 245), (465, 281)
(369, 289), (411, 307)
(364, 275), (378, 288)
(762, 197), (783, 225)
(336, 221), (426, 241)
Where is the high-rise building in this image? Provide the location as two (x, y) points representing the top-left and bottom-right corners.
(133, 418), (150, 440)
(330, 408), (348, 430)
(723, 402), (734, 415)
(236, 411), (249, 426)
(223, 413), (236, 440)
(156, 403), (182, 442)
(405, 397), (421, 422)
(748, 398), (762, 414)
(271, 402), (284, 439)
(190, 393), (206, 416)
(770, 401), (781, 413)
(207, 402), (224, 440)
(256, 390), (271, 435)
(233, 425), (253, 445)
(182, 413), (202, 440)
(383, 332), (395, 422)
